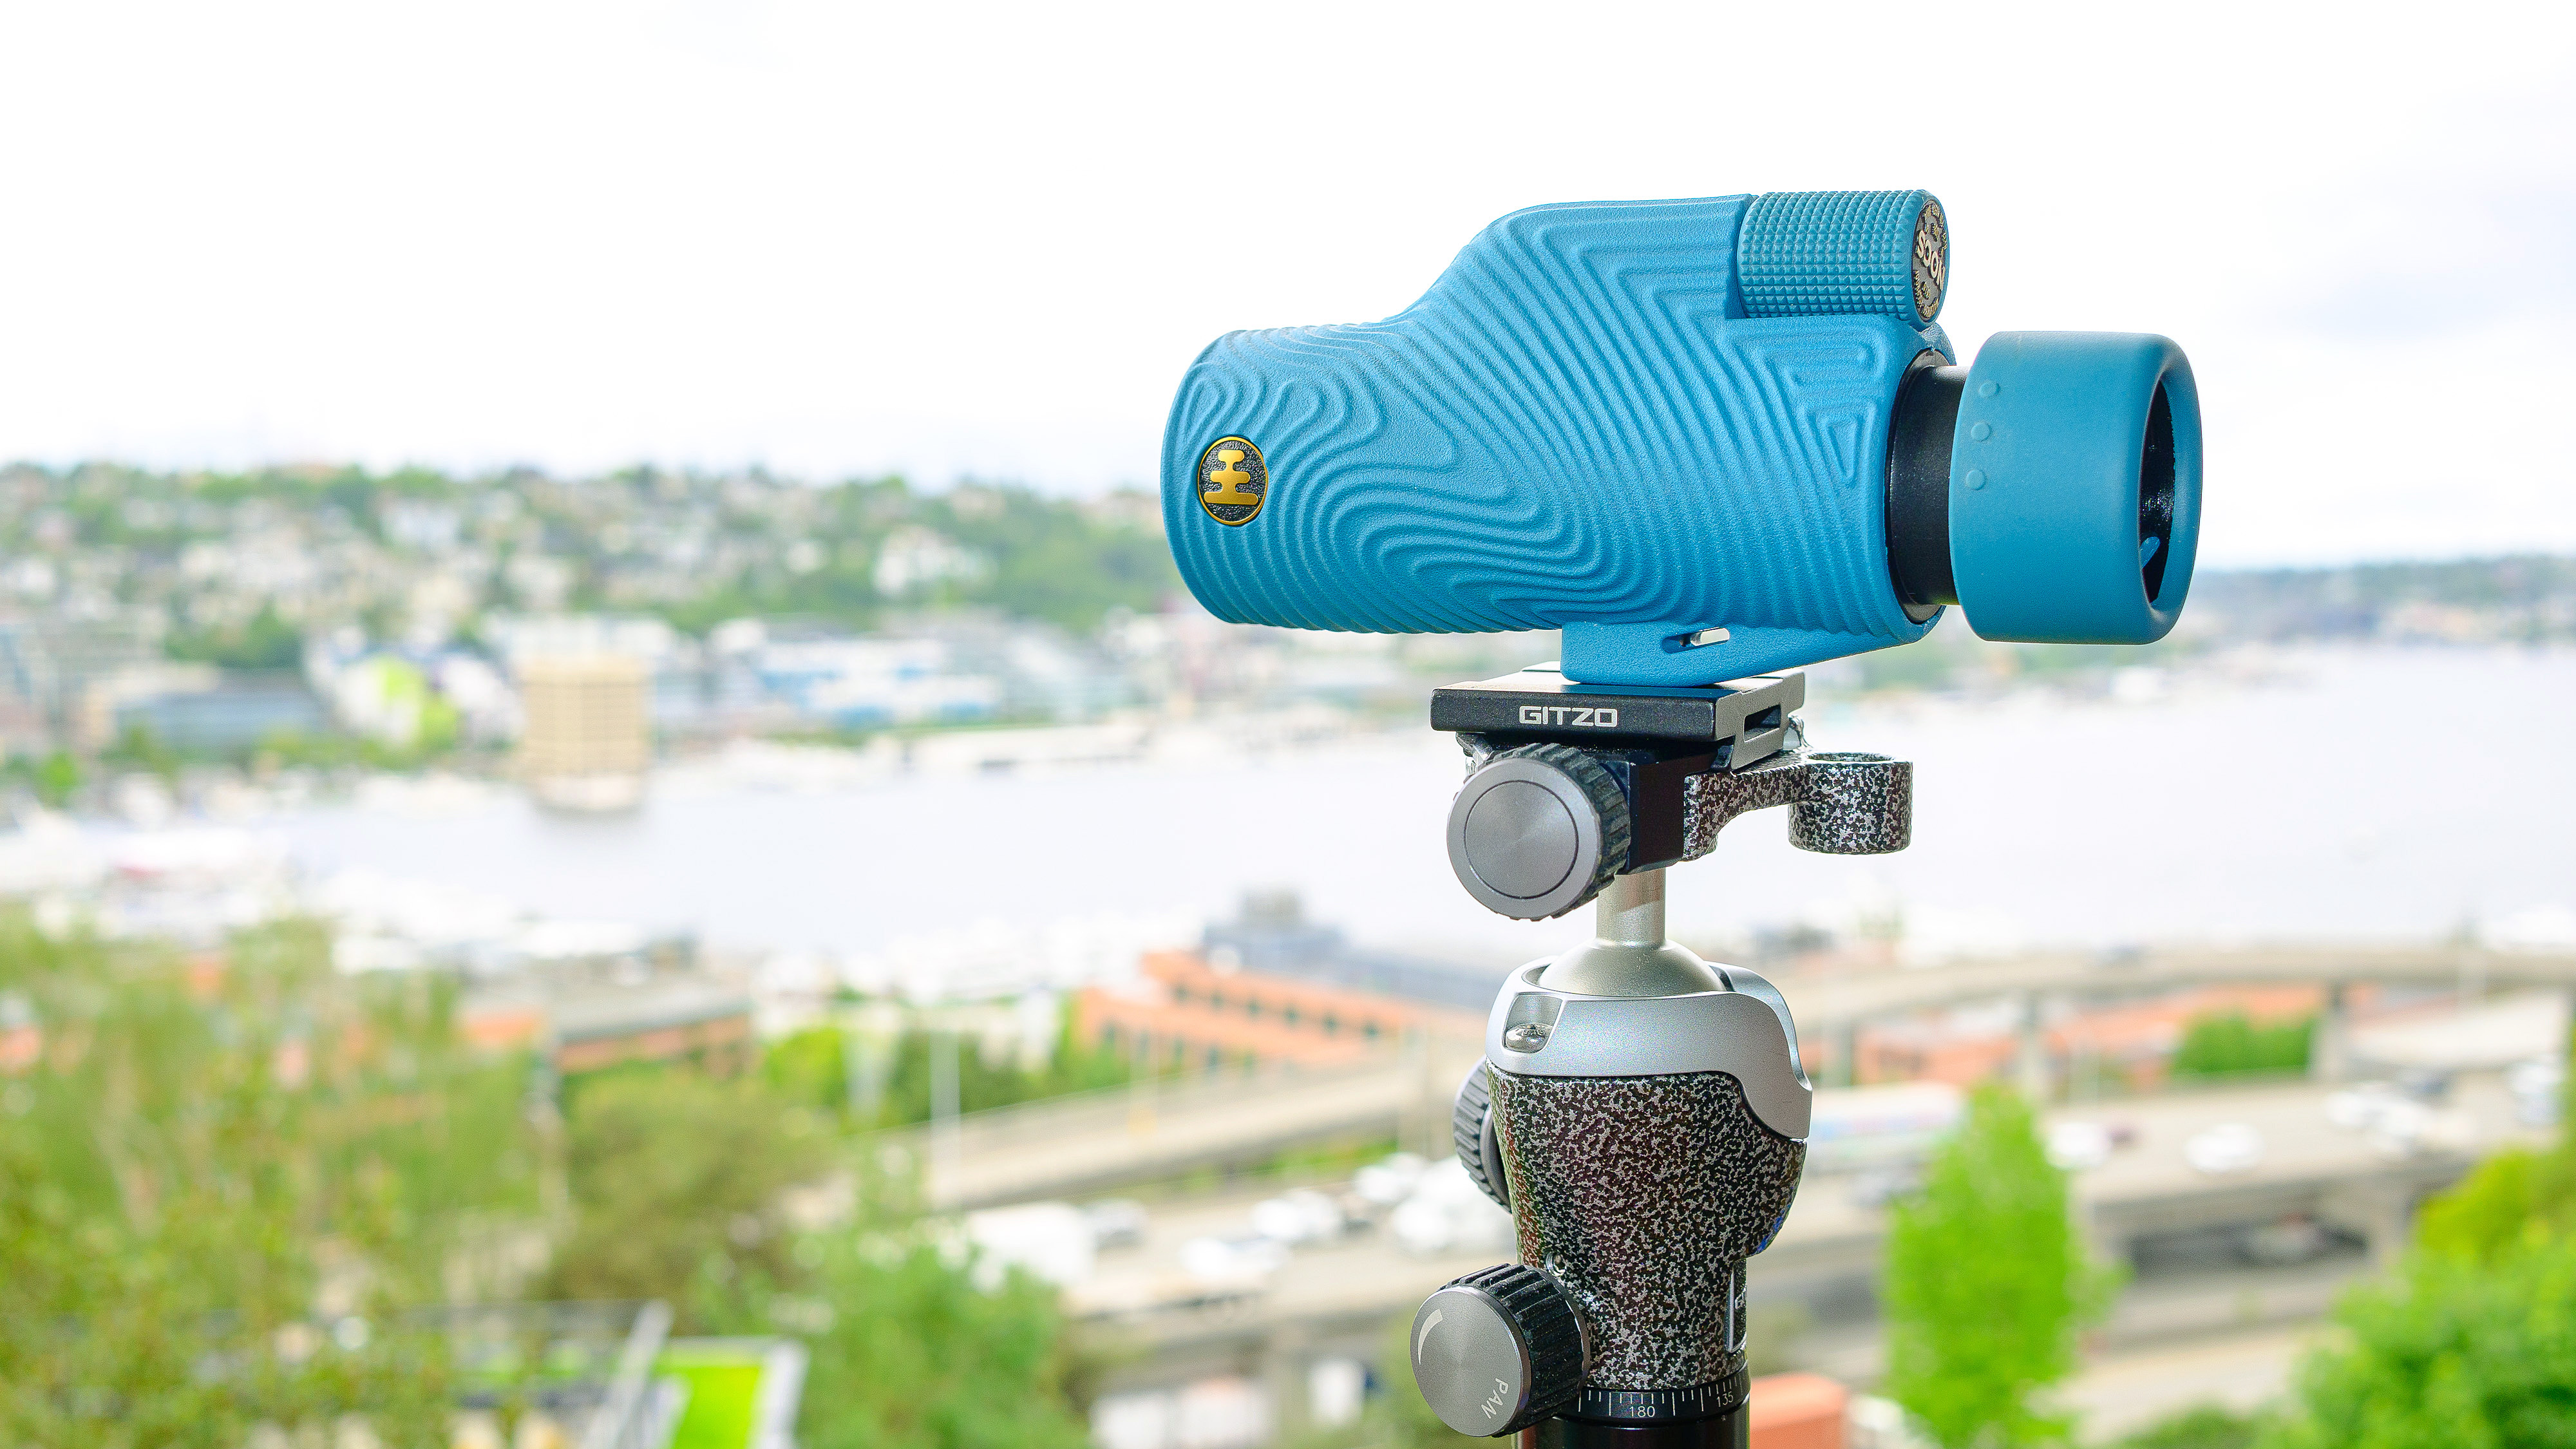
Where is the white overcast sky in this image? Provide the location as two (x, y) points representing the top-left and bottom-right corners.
(0, 2), (2569, 565)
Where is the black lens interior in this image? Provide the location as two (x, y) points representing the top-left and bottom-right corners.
(1884, 359), (1964, 616)
(2137, 382), (2175, 602)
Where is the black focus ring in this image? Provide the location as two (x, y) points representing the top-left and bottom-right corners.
(1448, 1264), (1586, 1435)
(1568, 1361), (1751, 1425)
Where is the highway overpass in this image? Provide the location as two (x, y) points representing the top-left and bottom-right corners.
(894, 942), (2573, 1209)
(906, 1045), (1468, 1211)
(1069, 1074), (2544, 1435)
(1784, 943), (2576, 1031)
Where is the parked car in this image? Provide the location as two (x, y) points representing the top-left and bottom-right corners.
(1389, 1159), (1515, 1256)
(1846, 1167), (1922, 1209)
(2239, 1215), (2331, 1265)
(1353, 1151), (1428, 1206)
(963, 1201), (1095, 1289)
(1083, 1197), (1149, 1251)
(2325, 1083), (2401, 1131)
(2045, 1121), (2116, 1172)
(2508, 1057), (2566, 1127)
(1251, 1188), (1345, 1246)
(1180, 1233), (1289, 1283)
(2184, 1122), (2265, 1175)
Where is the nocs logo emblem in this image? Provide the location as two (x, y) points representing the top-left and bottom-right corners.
(1195, 436), (1268, 526)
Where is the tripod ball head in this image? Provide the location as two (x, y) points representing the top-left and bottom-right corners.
(1416, 951), (1812, 1443)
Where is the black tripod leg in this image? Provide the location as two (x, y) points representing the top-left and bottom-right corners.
(1528, 1408), (1749, 1449)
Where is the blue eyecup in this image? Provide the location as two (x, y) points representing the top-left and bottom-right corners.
(1948, 332), (2202, 644)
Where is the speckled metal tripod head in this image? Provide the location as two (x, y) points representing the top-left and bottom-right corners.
(1474, 907), (1813, 1421)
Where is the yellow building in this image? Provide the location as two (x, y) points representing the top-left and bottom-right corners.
(517, 654), (649, 811)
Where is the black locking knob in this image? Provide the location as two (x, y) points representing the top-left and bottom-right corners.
(1452, 1060), (1509, 1211)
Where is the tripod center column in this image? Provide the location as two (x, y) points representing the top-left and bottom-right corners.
(1596, 870), (1666, 948)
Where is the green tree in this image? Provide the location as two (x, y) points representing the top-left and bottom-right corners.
(942, 488), (1177, 632)
(541, 1070), (831, 1327)
(2416, 1002), (2575, 1266)
(166, 601), (305, 670)
(2170, 1011), (2314, 1078)
(784, 1232), (1092, 1449)
(2258, 1012), (2576, 1444)
(764, 1023), (851, 1113)
(0, 914), (530, 1445)
(579, 1036), (1108, 1447)
(2255, 1237), (2576, 1449)
(1882, 1084), (2119, 1447)
(870, 1014), (1136, 1127)
(2116, 1405), (2264, 1449)
(2416, 1145), (2576, 1263)
(648, 477), (1179, 638)
(104, 721), (181, 779)
(32, 748), (80, 808)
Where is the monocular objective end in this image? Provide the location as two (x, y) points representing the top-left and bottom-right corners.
(1885, 332), (2202, 645)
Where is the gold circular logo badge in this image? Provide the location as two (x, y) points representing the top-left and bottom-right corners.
(1195, 436), (1268, 526)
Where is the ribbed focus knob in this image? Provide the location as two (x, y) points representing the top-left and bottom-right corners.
(1446, 744), (1631, 921)
(1738, 189), (1948, 327)
(1410, 1265), (1588, 1437)
(1452, 1061), (1508, 1210)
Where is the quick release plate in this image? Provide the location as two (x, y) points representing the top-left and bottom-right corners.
(1430, 667), (1803, 768)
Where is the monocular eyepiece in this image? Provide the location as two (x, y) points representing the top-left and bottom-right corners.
(1885, 332), (2202, 645)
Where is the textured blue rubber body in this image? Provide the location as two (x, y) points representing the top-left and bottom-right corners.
(1738, 190), (1942, 327)
(1161, 195), (1946, 687)
(1950, 332), (2202, 644)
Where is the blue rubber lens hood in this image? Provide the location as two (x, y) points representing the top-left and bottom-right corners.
(1947, 332), (2202, 644)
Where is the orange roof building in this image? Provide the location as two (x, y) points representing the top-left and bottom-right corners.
(1846, 983), (2332, 1090)
(1077, 950), (1481, 1071)
(1748, 1372), (1847, 1449)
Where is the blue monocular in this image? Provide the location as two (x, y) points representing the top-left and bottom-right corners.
(1160, 191), (2203, 687)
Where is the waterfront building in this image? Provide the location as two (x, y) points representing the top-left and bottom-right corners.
(517, 654), (650, 811)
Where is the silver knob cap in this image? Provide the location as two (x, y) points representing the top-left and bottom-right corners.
(1410, 1265), (1586, 1437)
(1446, 745), (1630, 920)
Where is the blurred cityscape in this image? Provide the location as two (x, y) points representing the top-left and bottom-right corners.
(5, 460), (2572, 819)
(4, 460), (2575, 1448)
(0, 461), (1550, 794)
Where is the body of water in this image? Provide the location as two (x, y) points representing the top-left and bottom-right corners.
(262, 645), (2576, 969)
